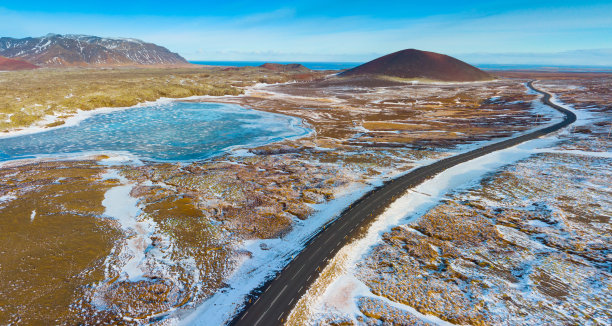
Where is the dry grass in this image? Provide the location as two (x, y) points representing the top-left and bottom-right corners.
(0, 161), (121, 324)
(354, 150), (611, 324)
(227, 79), (547, 150)
(300, 75), (611, 325)
(3, 71), (605, 324)
(119, 151), (355, 240)
(286, 239), (356, 326)
(0, 66), (325, 132)
(358, 297), (433, 325)
(362, 121), (424, 131)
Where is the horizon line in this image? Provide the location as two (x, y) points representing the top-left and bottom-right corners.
(188, 60), (612, 68)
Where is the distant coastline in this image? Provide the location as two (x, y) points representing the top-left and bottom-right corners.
(191, 61), (612, 73)
(476, 63), (612, 73)
(190, 61), (361, 71)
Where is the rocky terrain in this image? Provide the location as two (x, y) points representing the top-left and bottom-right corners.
(0, 58), (608, 324)
(294, 74), (611, 326)
(339, 49), (493, 82)
(0, 34), (188, 67)
(0, 65), (554, 324)
(0, 56), (38, 71)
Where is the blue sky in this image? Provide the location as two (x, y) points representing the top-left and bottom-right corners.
(1, 1), (611, 65)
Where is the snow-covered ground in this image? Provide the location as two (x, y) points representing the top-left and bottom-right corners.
(173, 83), (577, 325)
(292, 90), (592, 324)
(100, 169), (151, 281)
(297, 134), (564, 323)
(2, 78), (588, 324)
(179, 174), (393, 325)
(446, 82), (564, 155)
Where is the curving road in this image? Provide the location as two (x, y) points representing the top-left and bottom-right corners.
(230, 81), (576, 326)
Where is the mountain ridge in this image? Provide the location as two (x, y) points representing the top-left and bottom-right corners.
(0, 34), (189, 67)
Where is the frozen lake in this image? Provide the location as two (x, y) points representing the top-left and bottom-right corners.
(0, 102), (310, 161)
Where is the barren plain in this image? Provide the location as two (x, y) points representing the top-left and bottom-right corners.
(0, 67), (609, 325)
(293, 73), (611, 325)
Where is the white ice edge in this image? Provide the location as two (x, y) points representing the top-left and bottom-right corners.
(1, 78), (321, 141)
(0, 102), (313, 165)
(0, 150), (145, 168)
(0, 93), (244, 140)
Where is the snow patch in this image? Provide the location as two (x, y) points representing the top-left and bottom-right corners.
(101, 169), (151, 281)
(98, 153), (144, 166)
(300, 110), (576, 323)
(0, 194), (16, 204)
(181, 180), (381, 325)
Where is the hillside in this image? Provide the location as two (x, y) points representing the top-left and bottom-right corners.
(0, 56), (38, 71)
(260, 63), (310, 72)
(340, 49), (492, 82)
(0, 34), (188, 67)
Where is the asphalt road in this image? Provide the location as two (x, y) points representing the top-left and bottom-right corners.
(230, 81), (576, 326)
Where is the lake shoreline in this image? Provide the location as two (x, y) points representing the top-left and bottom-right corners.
(0, 98), (313, 164)
(0, 93), (249, 140)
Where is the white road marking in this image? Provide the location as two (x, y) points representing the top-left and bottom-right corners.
(291, 265), (305, 280)
(254, 285), (287, 326)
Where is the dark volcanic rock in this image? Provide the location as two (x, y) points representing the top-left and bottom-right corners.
(340, 49), (492, 82)
(260, 63), (310, 72)
(0, 56), (38, 70)
(0, 34), (189, 67)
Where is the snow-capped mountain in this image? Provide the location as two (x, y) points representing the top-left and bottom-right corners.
(0, 34), (188, 67)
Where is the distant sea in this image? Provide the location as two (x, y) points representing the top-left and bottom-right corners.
(472, 64), (612, 73)
(191, 61), (612, 73)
